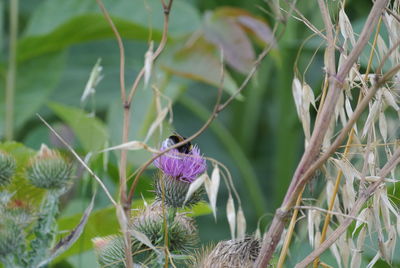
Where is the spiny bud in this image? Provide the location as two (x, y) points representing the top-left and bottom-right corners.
(0, 221), (25, 257)
(4, 200), (33, 227)
(0, 151), (16, 187)
(155, 174), (204, 208)
(131, 202), (198, 252)
(92, 235), (126, 268)
(191, 236), (260, 268)
(26, 144), (72, 190)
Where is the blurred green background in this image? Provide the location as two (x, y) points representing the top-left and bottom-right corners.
(1, 0), (392, 267)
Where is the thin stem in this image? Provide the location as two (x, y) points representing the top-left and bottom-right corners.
(95, 0), (126, 101)
(127, 0), (174, 104)
(276, 186), (304, 268)
(5, 0), (18, 140)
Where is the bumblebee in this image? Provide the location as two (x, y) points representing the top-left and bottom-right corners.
(167, 133), (193, 154)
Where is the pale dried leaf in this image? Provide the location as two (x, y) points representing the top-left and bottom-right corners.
(397, 216), (400, 237)
(81, 58), (103, 103)
(385, 226), (396, 262)
(376, 35), (388, 60)
(379, 112), (388, 142)
(362, 100), (380, 138)
(237, 206), (246, 239)
(184, 173), (207, 205)
(383, 89), (400, 111)
(380, 190), (398, 217)
(144, 42), (154, 87)
(130, 229), (159, 253)
(352, 208), (368, 237)
(350, 226), (366, 268)
(205, 165), (220, 220)
(308, 209), (315, 247)
(292, 77), (303, 117)
(144, 107), (168, 143)
(255, 226), (261, 240)
(101, 141), (154, 153)
(226, 194), (236, 239)
(339, 9), (356, 47)
(303, 83), (316, 108)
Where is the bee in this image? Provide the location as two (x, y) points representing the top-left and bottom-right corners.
(167, 133), (193, 154)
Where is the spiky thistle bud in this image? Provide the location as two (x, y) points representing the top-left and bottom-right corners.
(155, 174), (204, 208)
(26, 144), (72, 190)
(190, 236), (260, 268)
(0, 221), (25, 257)
(92, 235), (126, 268)
(3, 199), (33, 227)
(0, 151), (16, 187)
(131, 202), (199, 252)
(153, 136), (207, 208)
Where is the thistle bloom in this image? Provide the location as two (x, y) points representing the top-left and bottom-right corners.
(154, 139), (206, 183)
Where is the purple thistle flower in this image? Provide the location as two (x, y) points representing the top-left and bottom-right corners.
(154, 139), (207, 183)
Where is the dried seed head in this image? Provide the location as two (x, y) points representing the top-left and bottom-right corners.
(192, 236), (260, 268)
(26, 145), (72, 190)
(154, 173), (204, 208)
(0, 151), (16, 187)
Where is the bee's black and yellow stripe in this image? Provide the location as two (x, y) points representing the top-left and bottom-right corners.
(167, 133), (193, 154)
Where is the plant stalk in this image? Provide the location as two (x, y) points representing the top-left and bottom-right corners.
(5, 0), (18, 140)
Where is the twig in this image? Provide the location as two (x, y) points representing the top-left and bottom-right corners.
(293, 206), (368, 223)
(95, 0), (126, 101)
(37, 114), (117, 207)
(5, 0), (18, 140)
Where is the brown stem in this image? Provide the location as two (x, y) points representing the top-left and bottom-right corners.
(254, 1), (388, 266)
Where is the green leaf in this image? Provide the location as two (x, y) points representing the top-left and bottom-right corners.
(180, 202), (212, 217)
(48, 102), (109, 152)
(56, 206), (119, 260)
(160, 39), (241, 99)
(0, 52), (66, 138)
(19, 0), (201, 61)
(0, 142), (46, 207)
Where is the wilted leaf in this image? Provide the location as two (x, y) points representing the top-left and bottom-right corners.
(203, 11), (255, 73)
(38, 192), (97, 267)
(213, 7), (276, 47)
